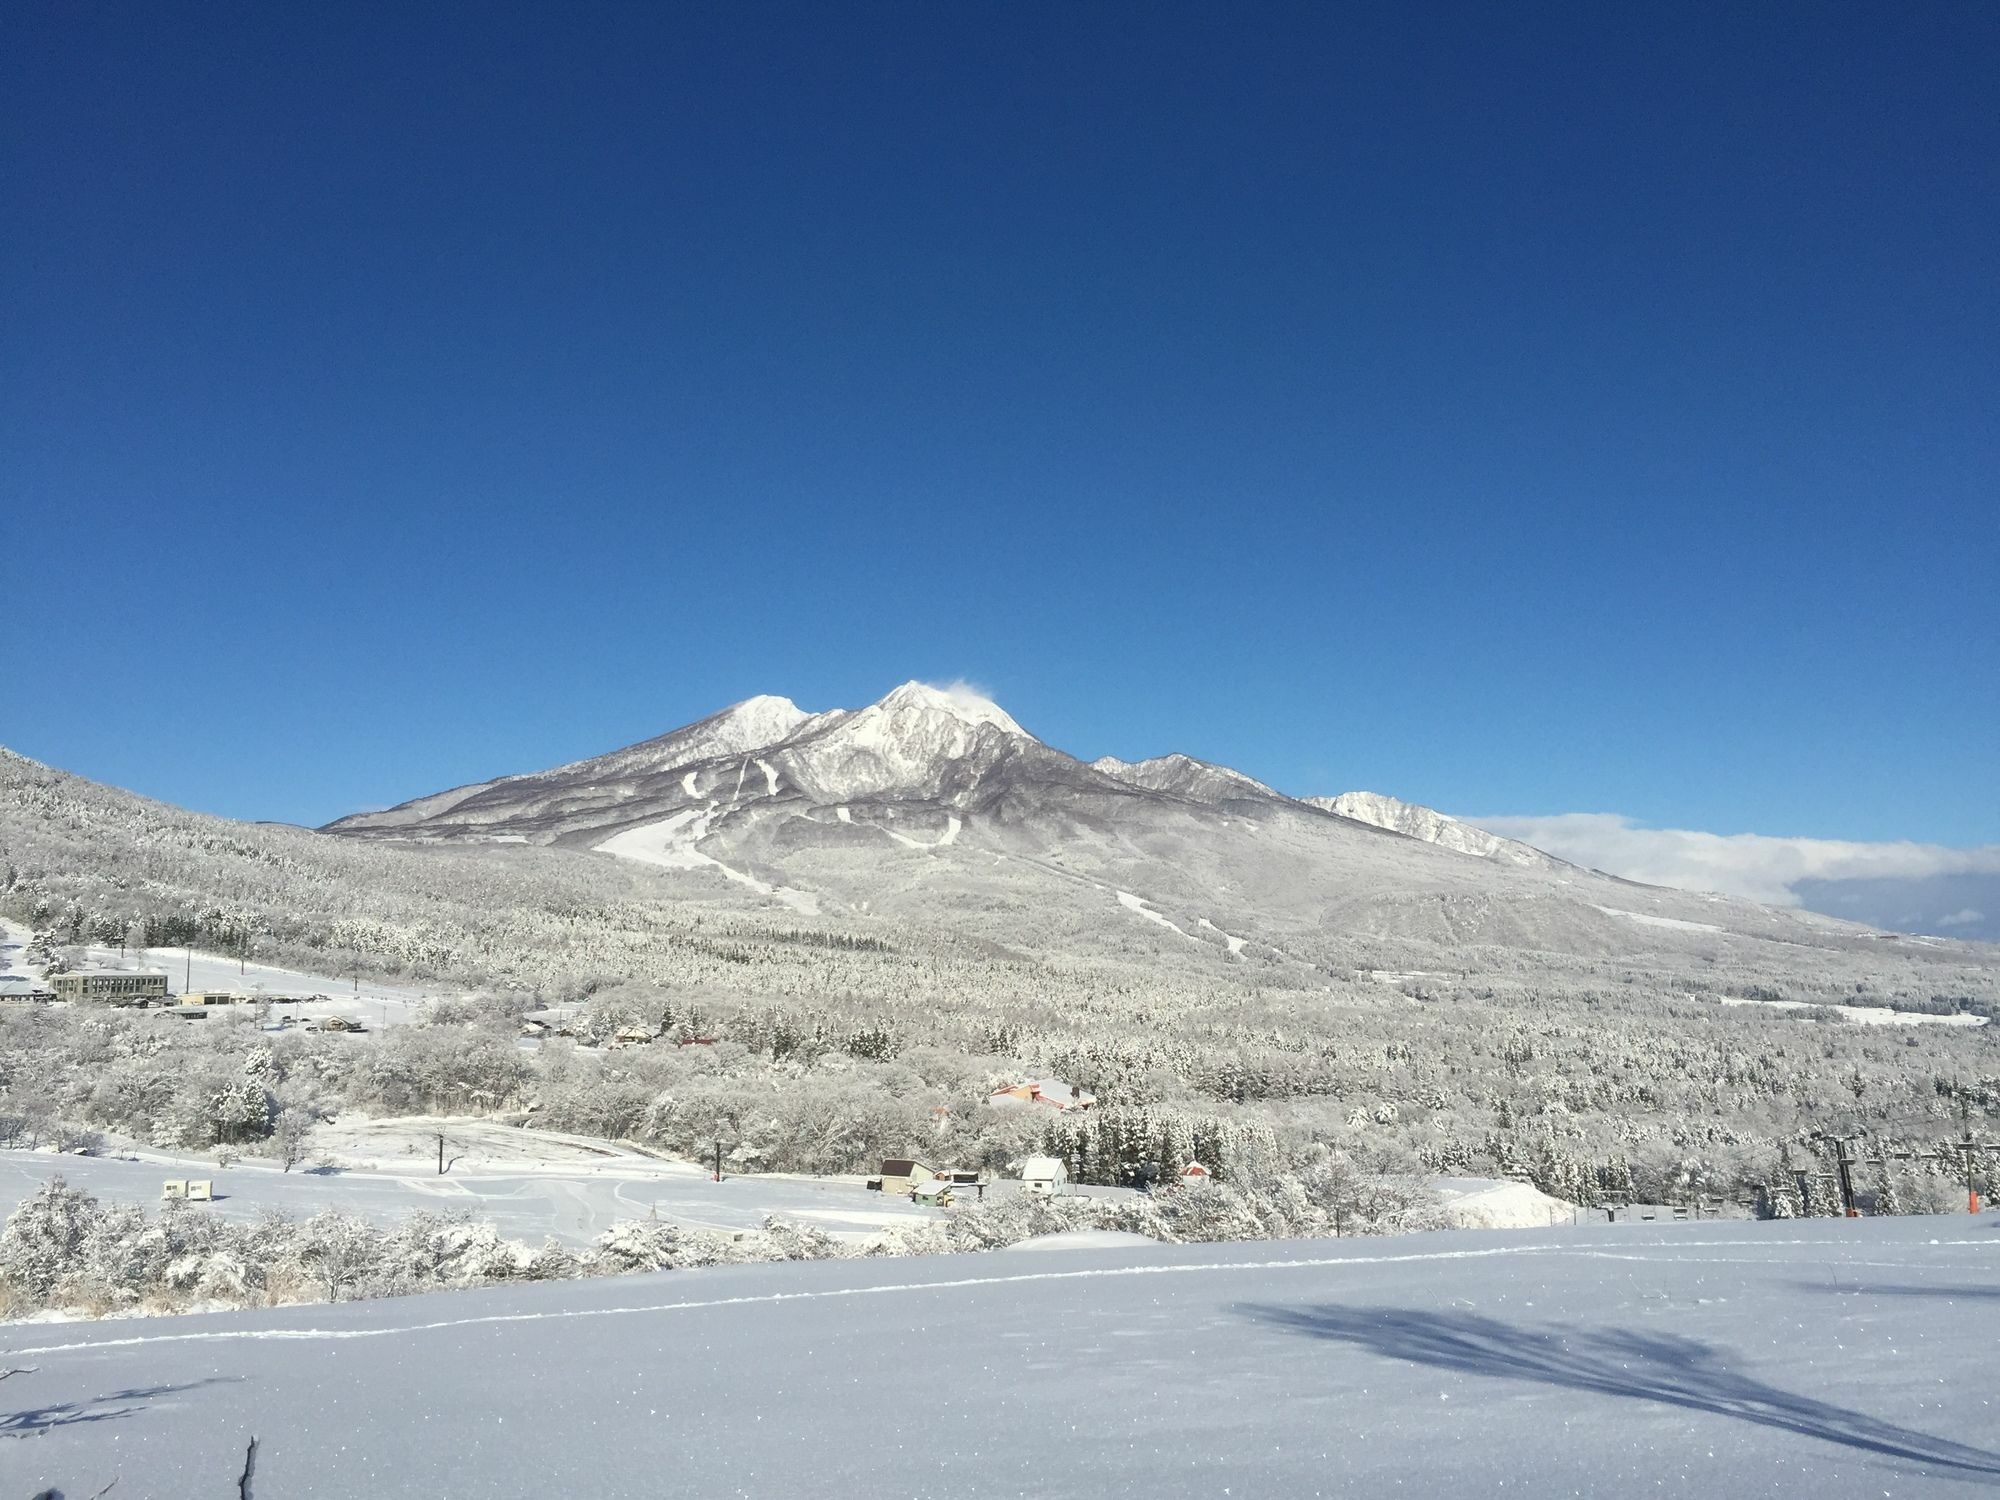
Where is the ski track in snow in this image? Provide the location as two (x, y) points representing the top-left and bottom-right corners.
(1115, 890), (1200, 944)
(1196, 916), (1248, 956)
(594, 812), (819, 915)
(874, 813), (962, 851)
(6, 1237), (1897, 1359)
(1592, 905), (1723, 934)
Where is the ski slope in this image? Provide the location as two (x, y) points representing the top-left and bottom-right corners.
(3, 1216), (1994, 1498)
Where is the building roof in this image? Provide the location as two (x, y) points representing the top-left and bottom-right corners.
(988, 1077), (1096, 1111)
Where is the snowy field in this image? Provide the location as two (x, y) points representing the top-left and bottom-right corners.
(2, 1216), (1994, 1498)
(0, 920), (444, 1027)
(1711, 992), (1989, 1028)
(0, 1144), (940, 1247)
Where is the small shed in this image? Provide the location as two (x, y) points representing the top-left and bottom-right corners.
(1179, 1162), (1213, 1186)
(877, 1159), (935, 1196)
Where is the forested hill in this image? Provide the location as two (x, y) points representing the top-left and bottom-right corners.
(4, 744), (1998, 1212)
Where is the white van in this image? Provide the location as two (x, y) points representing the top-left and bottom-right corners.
(1019, 1155), (1069, 1197)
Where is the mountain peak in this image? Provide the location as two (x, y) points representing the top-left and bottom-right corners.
(714, 694), (809, 738)
(873, 681), (1026, 737)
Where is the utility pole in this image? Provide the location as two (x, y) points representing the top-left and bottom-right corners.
(1960, 1098), (1981, 1215)
(1834, 1136), (1860, 1218)
(184, 944), (193, 992)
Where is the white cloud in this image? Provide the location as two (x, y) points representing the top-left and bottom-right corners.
(1469, 812), (2000, 908)
(929, 678), (1000, 714)
(1935, 909), (1986, 929)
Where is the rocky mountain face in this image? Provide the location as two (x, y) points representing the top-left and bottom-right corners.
(1302, 791), (1567, 871)
(318, 683), (1926, 968)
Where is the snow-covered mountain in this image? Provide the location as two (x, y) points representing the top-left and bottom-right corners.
(1303, 791), (1567, 871)
(1091, 753), (1287, 807)
(326, 681), (1129, 849)
(318, 683), (1925, 966)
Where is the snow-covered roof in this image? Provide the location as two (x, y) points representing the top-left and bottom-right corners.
(989, 1078), (1095, 1110)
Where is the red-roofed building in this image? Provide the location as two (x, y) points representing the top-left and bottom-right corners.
(988, 1077), (1096, 1112)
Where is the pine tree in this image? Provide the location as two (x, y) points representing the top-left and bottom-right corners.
(1873, 1156), (1904, 1216)
(0, 1176), (104, 1299)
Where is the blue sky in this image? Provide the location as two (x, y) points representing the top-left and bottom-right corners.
(6, 2), (1995, 844)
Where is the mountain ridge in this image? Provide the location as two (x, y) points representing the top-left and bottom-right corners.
(307, 686), (1943, 973)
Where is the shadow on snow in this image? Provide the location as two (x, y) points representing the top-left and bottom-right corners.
(1236, 1303), (2000, 1482)
(1802, 1281), (2000, 1301)
(3, 1376), (238, 1439)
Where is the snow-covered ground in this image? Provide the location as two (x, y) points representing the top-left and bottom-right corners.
(593, 808), (820, 913)
(2, 1216), (1994, 1498)
(1115, 888), (1199, 943)
(1593, 904), (1725, 934)
(1712, 993), (1989, 1027)
(1432, 1175), (1577, 1229)
(0, 919), (442, 1027)
(0, 1129), (941, 1248)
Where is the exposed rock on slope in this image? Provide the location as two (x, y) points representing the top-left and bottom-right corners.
(1304, 791), (1567, 871)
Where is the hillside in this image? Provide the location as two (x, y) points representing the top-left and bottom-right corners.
(4, 727), (1998, 1214)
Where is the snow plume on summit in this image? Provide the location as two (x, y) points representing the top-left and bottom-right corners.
(878, 680), (1026, 736)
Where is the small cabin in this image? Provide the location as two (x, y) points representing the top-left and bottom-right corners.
(1179, 1161), (1213, 1186)
(874, 1159), (935, 1196)
(1020, 1155), (1070, 1197)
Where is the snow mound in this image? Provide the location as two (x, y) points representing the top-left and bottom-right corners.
(1432, 1176), (1575, 1229)
(1001, 1229), (1166, 1252)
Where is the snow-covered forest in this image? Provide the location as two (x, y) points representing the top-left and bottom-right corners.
(4, 746), (1997, 1235)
